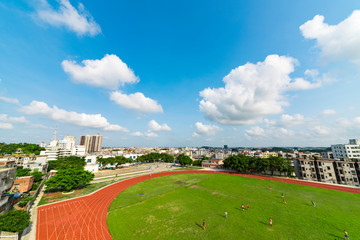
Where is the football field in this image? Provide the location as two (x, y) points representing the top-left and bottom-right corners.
(107, 173), (359, 240)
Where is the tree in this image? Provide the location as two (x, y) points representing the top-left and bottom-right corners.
(45, 169), (94, 192)
(16, 167), (31, 177)
(0, 142), (45, 155)
(177, 154), (193, 166)
(31, 170), (43, 182)
(0, 209), (30, 232)
(160, 153), (174, 163)
(48, 156), (86, 171)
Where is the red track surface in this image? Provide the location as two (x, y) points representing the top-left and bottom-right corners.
(36, 170), (360, 240)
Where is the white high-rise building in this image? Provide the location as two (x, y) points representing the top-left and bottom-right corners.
(331, 139), (360, 160)
(40, 136), (85, 161)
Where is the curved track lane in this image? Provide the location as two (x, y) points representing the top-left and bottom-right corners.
(36, 170), (360, 240)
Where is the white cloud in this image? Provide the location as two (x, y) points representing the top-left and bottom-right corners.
(300, 10), (360, 64)
(286, 77), (321, 91)
(245, 126), (265, 138)
(321, 109), (337, 116)
(19, 100), (128, 132)
(131, 131), (143, 137)
(194, 122), (222, 136)
(36, 0), (101, 36)
(280, 114), (305, 126)
(0, 122), (13, 129)
(278, 128), (294, 137)
(62, 54), (139, 89)
(311, 126), (330, 135)
(0, 114), (28, 123)
(110, 91), (163, 113)
(0, 96), (19, 104)
(148, 120), (171, 132)
(354, 117), (360, 123)
(199, 55), (319, 125)
(192, 132), (200, 138)
(145, 131), (158, 138)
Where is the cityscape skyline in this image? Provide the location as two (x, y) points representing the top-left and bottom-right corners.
(1, 1), (360, 147)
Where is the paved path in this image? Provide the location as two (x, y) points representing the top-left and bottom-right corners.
(36, 170), (360, 240)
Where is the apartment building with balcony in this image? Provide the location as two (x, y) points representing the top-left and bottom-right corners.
(314, 159), (337, 184)
(333, 160), (359, 187)
(294, 159), (318, 181)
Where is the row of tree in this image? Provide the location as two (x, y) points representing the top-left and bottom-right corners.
(0, 142), (45, 155)
(136, 153), (174, 163)
(223, 155), (295, 176)
(96, 155), (133, 170)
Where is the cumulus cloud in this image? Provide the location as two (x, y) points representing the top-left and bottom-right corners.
(110, 91), (163, 113)
(35, 0), (101, 36)
(0, 114), (28, 123)
(0, 122), (13, 129)
(245, 125), (294, 140)
(300, 10), (360, 64)
(311, 126), (330, 135)
(199, 55), (319, 125)
(0, 96), (19, 104)
(62, 54), (139, 89)
(148, 120), (171, 131)
(245, 126), (265, 139)
(131, 131), (143, 137)
(193, 122), (222, 136)
(19, 100), (128, 132)
(280, 114), (305, 126)
(322, 109), (337, 116)
(145, 131), (158, 138)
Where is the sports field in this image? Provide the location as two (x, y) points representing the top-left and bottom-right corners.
(107, 173), (359, 240)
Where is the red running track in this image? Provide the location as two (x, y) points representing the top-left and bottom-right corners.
(36, 170), (360, 240)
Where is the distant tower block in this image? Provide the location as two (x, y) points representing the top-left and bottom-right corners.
(79, 134), (103, 153)
(224, 145), (228, 149)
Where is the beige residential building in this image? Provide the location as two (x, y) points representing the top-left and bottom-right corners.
(314, 159), (337, 184)
(334, 160), (359, 187)
(80, 135), (103, 153)
(262, 151), (278, 158)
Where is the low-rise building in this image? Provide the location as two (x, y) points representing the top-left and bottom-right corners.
(202, 159), (224, 169)
(11, 176), (34, 193)
(314, 159), (337, 184)
(262, 151), (278, 158)
(295, 159), (318, 181)
(333, 160), (359, 186)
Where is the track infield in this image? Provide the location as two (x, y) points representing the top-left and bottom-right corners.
(36, 170), (360, 240)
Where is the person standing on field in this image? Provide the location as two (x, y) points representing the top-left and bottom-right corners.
(225, 211), (227, 219)
(269, 218), (272, 227)
(203, 220), (205, 230)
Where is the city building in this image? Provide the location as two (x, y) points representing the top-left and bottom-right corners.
(80, 135), (103, 153)
(293, 158), (360, 187)
(202, 159), (224, 169)
(331, 139), (360, 160)
(262, 151), (278, 158)
(11, 176), (34, 193)
(84, 156), (99, 173)
(0, 164), (16, 213)
(333, 160), (359, 186)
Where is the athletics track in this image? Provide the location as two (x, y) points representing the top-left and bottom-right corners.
(36, 170), (360, 240)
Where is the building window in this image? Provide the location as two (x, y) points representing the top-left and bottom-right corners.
(329, 173), (332, 177)
(87, 159), (91, 163)
(327, 166), (331, 170)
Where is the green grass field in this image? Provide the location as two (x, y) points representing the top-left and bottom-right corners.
(107, 173), (359, 240)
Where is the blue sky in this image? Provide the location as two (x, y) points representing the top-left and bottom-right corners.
(1, 0), (360, 147)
